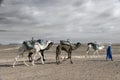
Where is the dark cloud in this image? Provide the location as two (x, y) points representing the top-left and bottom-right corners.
(0, 0), (3, 4)
(0, 0), (120, 44)
(73, 0), (85, 7)
(0, 17), (6, 20)
(0, 29), (7, 32)
(0, 0), (3, 6)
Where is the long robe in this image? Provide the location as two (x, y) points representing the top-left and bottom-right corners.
(106, 45), (112, 60)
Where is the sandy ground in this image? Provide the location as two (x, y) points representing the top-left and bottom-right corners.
(0, 44), (120, 80)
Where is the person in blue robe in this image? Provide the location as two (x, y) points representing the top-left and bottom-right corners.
(106, 43), (113, 61)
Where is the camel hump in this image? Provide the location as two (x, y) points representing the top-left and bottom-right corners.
(60, 40), (71, 45)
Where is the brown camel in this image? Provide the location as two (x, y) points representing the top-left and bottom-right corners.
(56, 41), (81, 64)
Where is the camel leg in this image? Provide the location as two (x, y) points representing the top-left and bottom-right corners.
(38, 52), (44, 64)
(86, 51), (90, 58)
(23, 59), (29, 67)
(21, 53), (29, 66)
(41, 51), (45, 61)
(56, 46), (61, 64)
(70, 58), (73, 64)
(96, 50), (99, 55)
(37, 50), (45, 61)
(96, 50), (100, 57)
(57, 55), (60, 64)
(86, 51), (89, 54)
(13, 55), (20, 68)
(94, 50), (96, 55)
(13, 54), (29, 68)
(32, 53), (37, 66)
(69, 52), (73, 64)
(86, 47), (90, 58)
(56, 52), (60, 64)
(93, 51), (96, 58)
(86, 47), (90, 54)
(63, 52), (67, 59)
(28, 52), (33, 62)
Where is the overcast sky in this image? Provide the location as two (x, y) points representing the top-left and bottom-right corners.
(0, 0), (120, 44)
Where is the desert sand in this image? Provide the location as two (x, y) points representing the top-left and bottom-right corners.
(0, 44), (120, 80)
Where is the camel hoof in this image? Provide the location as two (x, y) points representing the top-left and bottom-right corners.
(26, 64), (29, 66)
(56, 61), (60, 65)
(29, 60), (32, 62)
(32, 62), (35, 66)
(43, 59), (46, 61)
(71, 61), (73, 64)
(57, 63), (60, 65)
(42, 62), (44, 65)
(86, 52), (88, 54)
(32, 64), (35, 66)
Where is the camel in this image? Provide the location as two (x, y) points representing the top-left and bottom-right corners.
(28, 40), (53, 62)
(13, 40), (53, 67)
(56, 41), (81, 64)
(86, 42), (105, 55)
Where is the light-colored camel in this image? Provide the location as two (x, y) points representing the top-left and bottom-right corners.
(28, 41), (53, 62)
(86, 42), (105, 55)
(13, 40), (53, 67)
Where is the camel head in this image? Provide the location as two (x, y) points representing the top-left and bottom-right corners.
(71, 42), (81, 50)
(45, 41), (54, 50)
(76, 42), (81, 47)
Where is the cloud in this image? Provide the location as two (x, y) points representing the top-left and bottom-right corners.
(0, 0), (3, 6)
(112, 1), (120, 17)
(0, 0), (120, 44)
(0, 29), (7, 32)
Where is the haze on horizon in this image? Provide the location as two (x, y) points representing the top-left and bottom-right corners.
(0, 0), (120, 44)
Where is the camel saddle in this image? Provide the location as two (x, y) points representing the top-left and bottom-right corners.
(37, 39), (46, 45)
(92, 43), (99, 50)
(23, 40), (35, 50)
(60, 40), (71, 46)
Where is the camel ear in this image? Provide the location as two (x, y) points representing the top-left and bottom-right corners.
(77, 42), (81, 46)
(49, 42), (53, 45)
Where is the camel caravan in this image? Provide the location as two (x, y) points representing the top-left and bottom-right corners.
(12, 38), (105, 68)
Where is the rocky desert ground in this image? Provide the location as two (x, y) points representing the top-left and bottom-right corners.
(0, 43), (120, 80)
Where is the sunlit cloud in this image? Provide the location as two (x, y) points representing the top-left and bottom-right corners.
(112, 1), (120, 17)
